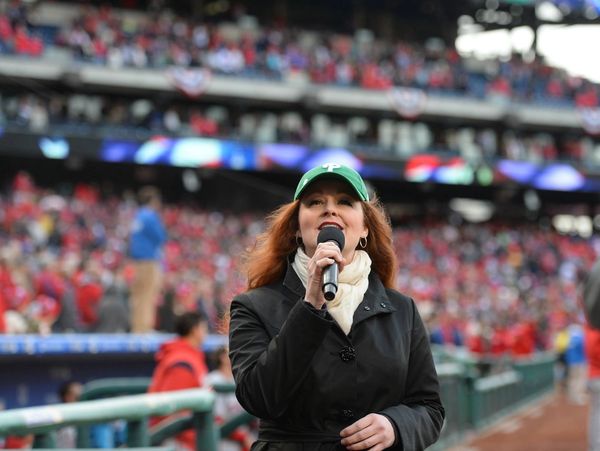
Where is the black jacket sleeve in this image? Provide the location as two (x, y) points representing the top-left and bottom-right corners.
(379, 298), (445, 450)
(228, 293), (333, 420)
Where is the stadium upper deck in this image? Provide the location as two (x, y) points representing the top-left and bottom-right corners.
(2, 0), (600, 205)
(1, 0), (597, 108)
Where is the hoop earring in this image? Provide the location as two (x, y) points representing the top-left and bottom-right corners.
(296, 235), (303, 247)
(359, 236), (367, 249)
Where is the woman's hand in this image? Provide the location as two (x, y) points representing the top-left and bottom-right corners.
(340, 413), (396, 450)
(304, 241), (345, 309)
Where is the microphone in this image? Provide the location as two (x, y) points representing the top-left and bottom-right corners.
(317, 227), (345, 301)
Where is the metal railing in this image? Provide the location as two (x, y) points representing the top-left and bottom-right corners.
(74, 378), (254, 449)
(430, 363), (470, 450)
(0, 389), (217, 450)
(0, 351), (557, 450)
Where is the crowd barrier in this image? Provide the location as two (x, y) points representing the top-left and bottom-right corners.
(0, 388), (217, 450)
(430, 350), (555, 449)
(74, 378), (252, 449)
(0, 346), (556, 450)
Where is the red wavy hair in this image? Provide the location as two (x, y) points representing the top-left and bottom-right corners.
(245, 195), (397, 289)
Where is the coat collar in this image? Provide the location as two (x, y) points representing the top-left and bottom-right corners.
(352, 272), (397, 325)
(282, 253), (306, 300)
(281, 254), (397, 323)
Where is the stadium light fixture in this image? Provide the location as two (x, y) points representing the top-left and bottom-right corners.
(575, 216), (593, 237)
(553, 214), (593, 237)
(182, 169), (201, 193)
(523, 189), (540, 211)
(449, 198), (494, 223)
(536, 1), (564, 22)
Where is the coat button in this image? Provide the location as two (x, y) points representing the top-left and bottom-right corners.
(342, 409), (354, 419)
(339, 346), (356, 362)
(363, 306), (371, 311)
(380, 302), (387, 308)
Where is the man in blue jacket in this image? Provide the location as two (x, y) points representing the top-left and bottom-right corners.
(129, 186), (167, 333)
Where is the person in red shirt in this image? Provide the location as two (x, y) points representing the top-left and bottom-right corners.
(510, 321), (536, 358)
(0, 289), (6, 333)
(74, 259), (104, 329)
(585, 325), (600, 451)
(148, 311), (209, 451)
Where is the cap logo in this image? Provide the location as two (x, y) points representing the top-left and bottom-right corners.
(295, 162), (368, 202)
(322, 162), (341, 172)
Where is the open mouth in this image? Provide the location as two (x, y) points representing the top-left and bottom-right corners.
(319, 222), (343, 230)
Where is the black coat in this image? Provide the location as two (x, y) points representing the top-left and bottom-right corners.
(229, 260), (444, 451)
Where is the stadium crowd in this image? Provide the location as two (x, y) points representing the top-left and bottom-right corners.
(1, 90), (596, 165)
(0, 0), (595, 362)
(0, 171), (593, 360)
(1, 2), (597, 450)
(0, 172), (257, 335)
(1, 0), (600, 108)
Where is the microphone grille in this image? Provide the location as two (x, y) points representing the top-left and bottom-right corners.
(317, 227), (345, 250)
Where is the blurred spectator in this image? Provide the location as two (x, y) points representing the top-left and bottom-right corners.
(1, 434), (33, 449)
(509, 320), (536, 358)
(128, 186), (166, 333)
(52, 254), (81, 333)
(206, 346), (254, 451)
(89, 420), (127, 449)
(94, 290), (130, 333)
(0, 274), (6, 334)
(148, 311), (209, 451)
(584, 257), (600, 330)
(189, 110), (219, 136)
(565, 323), (587, 405)
(21, 252), (64, 334)
(586, 325), (600, 451)
(489, 322), (511, 357)
(55, 380), (83, 449)
(74, 258), (104, 330)
(464, 319), (485, 355)
(554, 322), (570, 393)
(429, 313), (463, 347)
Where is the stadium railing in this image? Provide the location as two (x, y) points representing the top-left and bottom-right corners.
(513, 352), (556, 404)
(80, 357), (554, 450)
(75, 377), (152, 448)
(430, 362), (470, 450)
(0, 353), (555, 450)
(430, 349), (556, 449)
(0, 388), (217, 450)
(468, 370), (523, 429)
(75, 378), (254, 449)
(78, 377), (151, 401)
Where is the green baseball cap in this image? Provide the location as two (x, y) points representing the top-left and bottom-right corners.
(294, 163), (369, 201)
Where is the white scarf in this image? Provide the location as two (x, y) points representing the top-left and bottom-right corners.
(292, 247), (371, 335)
